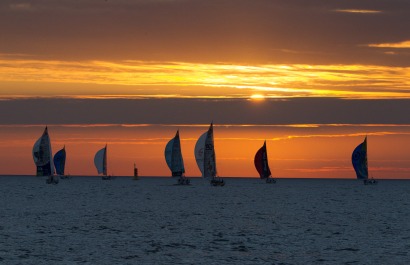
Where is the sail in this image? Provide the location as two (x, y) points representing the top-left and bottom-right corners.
(352, 137), (368, 180)
(254, 141), (271, 179)
(53, 146), (66, 176)
(32, 127), (54, 176)
(165, 130), (185, 177)
(94, 145), (107, 175)
(194, 131), (207, 176)
(195, 123), (217, 178)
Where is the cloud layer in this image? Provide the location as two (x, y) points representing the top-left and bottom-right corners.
(1, 98), (410, 125)
(1, 0), (409, 65)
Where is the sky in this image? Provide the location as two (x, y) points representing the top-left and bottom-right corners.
(0, 0), (409, 178)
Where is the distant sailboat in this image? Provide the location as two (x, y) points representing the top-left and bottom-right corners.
(254, 140), (276, 183)
(352, 136), (377, 185)
(133, 163), (139, 180)
(54, 146), (68, 179)
(165, 130), (190, 185)
(94, 144), (110, 180)
(195, 123), (225, 186)
(33, 126), (58, 184)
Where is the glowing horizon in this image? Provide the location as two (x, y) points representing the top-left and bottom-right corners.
(1, 123), (409, 179)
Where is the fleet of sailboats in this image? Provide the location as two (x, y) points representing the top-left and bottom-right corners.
(165, 130), (190, 185)
(30, 126), (380, 185)
(352, 136), (377, 185)
(254, 141), (276, 183)
(194, 123), (225, 186)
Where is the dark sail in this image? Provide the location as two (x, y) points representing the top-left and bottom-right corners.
(53, 146), (66, 176)
(352, 137), (368, 180)
(254, 141), (271, 179)
(33, 127), (54, 176)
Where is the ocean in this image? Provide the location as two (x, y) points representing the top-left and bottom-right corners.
(0, 176), (409, 264)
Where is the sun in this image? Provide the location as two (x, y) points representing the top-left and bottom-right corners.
(250, 94), (266, 100)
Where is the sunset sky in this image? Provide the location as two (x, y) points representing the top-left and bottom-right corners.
(1, 0), (409, 178)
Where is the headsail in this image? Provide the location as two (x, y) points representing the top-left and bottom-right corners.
(165, 130), (185, 177)
(53, 146), (66, 176)
(32, 126), (54, 176)
(195, 123), (217, 178)
(254, 141), (271, 179)
(352, 137), (368, 180)
(94, 145), (107, 175)
(194, 131), (207, 176)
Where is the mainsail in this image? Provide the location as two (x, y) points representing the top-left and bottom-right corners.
(32, 126), (54, 176)
(94, 145), (107, 175)
(195, 123), (217, 178)
(352, 137), (368, 180)
(165, 130), (185, 177)
(254, 141), (271, 179)
(53, 146), (66, 176)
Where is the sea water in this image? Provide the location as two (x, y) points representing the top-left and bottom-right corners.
(0, 176), (409, 264)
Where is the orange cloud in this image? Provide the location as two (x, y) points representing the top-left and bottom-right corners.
(368, 40), (410, 49)
(334, 9), (382, 14)
(1, 57), (410, 99)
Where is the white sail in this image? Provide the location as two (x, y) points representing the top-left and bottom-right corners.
(94, 146), (107, 175)
(32, 138), (41, 164)
(32, 127), (54, 176)
(195, 124), (217, 178)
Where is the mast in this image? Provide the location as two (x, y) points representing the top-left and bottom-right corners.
(103, 144), (107, 176)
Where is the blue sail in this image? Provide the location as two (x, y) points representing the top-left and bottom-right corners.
(33, 126), (54, 176)
(352, 137), (368, 180)
(165, 130), (185, 177)
(53, 147), (66, 176)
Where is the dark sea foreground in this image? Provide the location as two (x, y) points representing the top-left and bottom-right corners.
(0, 176), (409, 265)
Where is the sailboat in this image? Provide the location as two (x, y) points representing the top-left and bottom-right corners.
(254, 140), (276, 183)
(194, 123), (225, 186)
(165, 130), (190, 185)
(352, 136), (377, 185)
(133, 163), (139, 180)
(54, 146), (68, 179)
(33, 126), (58, 184)
(94, 144), (110, 180)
